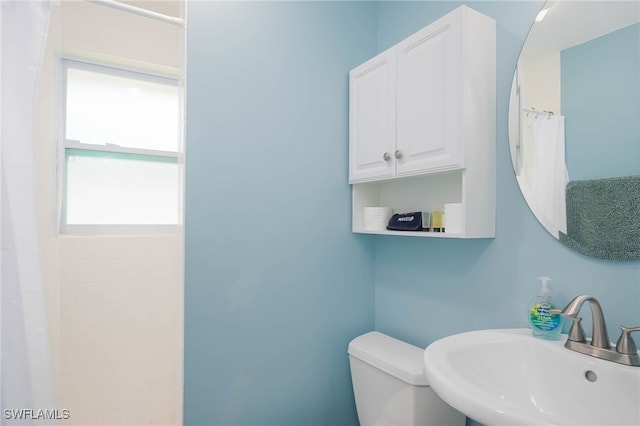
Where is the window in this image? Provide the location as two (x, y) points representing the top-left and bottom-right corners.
(61, 59), (181, 233)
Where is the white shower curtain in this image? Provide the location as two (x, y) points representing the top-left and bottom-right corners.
(1, 1), (56, 423)
(531, 115), (568, 239)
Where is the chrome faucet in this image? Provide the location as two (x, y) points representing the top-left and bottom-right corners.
(560, 295), (610, 349)
(554, 295), (640, 367)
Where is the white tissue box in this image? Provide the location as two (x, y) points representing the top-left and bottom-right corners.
(444, 203), (463, 234)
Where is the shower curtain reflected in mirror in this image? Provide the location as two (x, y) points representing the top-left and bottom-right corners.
(531, 115), (568, 238)
(1, 1), (56, 421)
(518, 113), (568, 239)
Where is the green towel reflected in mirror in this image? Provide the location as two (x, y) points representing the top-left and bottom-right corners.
(559, 175), (640, 261)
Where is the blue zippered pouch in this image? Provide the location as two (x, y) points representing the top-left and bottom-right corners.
(387, 212), (423, 231)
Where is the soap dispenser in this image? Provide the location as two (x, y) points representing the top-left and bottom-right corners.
(528, 276), (563, 340)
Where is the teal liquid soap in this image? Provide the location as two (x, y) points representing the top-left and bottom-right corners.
(528, 276), (563, 340)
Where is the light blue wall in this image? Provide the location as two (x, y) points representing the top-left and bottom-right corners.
(186, 2), (640, 425)
(562, 22), (640, 180)
(373, 2), (640, 424)
(184, 2), (377, 425)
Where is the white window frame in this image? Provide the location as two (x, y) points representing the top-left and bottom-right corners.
(58, 58), (182, 235)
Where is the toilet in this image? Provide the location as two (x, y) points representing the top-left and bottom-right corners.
(348, 331), (465, 426)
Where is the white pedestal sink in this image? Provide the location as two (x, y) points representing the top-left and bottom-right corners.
(423, 328), (640, 426)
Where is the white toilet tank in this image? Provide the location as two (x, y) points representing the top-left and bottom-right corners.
(348, 331), (465, 426)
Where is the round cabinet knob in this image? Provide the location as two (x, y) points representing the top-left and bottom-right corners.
(395, 150), (403, 160)
(383, 152), (391, 161)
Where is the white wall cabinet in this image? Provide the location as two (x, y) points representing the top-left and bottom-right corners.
(349, 5), (496, 238)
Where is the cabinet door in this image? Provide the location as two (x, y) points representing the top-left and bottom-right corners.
(349, 49), (396, 183)
(396, 9), (464, 177)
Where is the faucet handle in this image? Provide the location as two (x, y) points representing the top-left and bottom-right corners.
(549, 308), (586, 343)
(615, 326), (640, 355)
(567, 316), (586, 343)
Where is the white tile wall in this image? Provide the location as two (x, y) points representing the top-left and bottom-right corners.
(58, 235), (183, 426)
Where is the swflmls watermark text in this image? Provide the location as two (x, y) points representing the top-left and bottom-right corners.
(3, 409), (70, 421)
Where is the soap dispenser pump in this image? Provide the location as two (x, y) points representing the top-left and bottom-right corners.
(528, 276), (563, 340)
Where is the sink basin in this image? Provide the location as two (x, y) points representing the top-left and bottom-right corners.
(423, 328), (640, 426)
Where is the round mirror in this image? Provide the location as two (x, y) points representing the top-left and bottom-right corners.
(508, 0), (640, 261)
